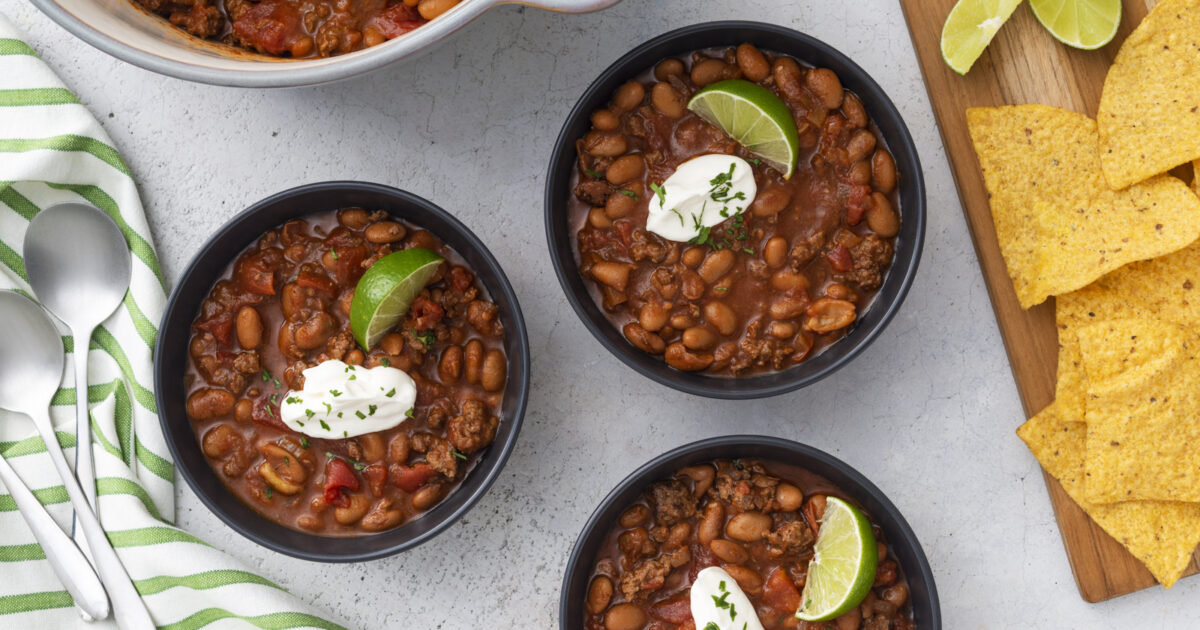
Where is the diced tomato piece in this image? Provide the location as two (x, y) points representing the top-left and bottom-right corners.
(194, 313), (235, 346)
(234, 249), (281, 296)
(366, 3), (427, 39)
(297, 268), (337, 293)
(615, 221), (634, 249)
(334, 245), (368, 285)
(251, 397), (288, 431)
(389, 462), (435, 493)
(826, 245), (853, 273)
(846, 183), (871, 226)
(649, 595), (691, 624)
(231, 0), (303, 56)
(323, 458), (360, 506)
(410, 295), (444, 331)
(763, 568), (802, 616)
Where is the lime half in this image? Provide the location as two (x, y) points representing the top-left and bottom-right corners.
(687, 79), (800, 179)
(1029, 0), (1121, 50)
(795, 497), (879, 622)
(940, 0), (1023, 74)
(349, 248), (444, 350)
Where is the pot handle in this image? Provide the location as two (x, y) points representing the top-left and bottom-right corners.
(498, 0), (622, 13)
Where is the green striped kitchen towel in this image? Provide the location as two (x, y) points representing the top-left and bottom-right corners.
(0, 13), (347, 630)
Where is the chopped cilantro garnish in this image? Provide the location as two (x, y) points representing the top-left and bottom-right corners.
(385, 388), (396, 398)
(305, 409), (315, 419)
(330, 389), (342, 397)
(355, 410), (366, 419)
(265, 487), (273, 499)
(451, 449), (467, 460)
(582, 167), (603, 179)
(381, 358), (391, 367)
(319, 420), (331, 431)
(405, 408), (414, 418)
(330, 246), (339, 260)
(368, 404), (377, 416)
(300, 437), (310, 449)
(650, 181), (667, 206)
(286, 396), (302, 405)
(618, 188), (638, 199)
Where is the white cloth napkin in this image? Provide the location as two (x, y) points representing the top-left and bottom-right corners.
(0, 13), (347, 630)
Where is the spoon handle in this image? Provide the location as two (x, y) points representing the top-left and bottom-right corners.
(30, 406), (155, 630)
(0, 454), (110, 620)
(72, 331), (98, 513)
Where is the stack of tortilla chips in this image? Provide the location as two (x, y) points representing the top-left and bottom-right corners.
(967, 0), (1200, 589)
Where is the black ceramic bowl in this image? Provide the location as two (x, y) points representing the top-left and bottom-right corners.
(544, 22), (926, 399)
(155, 181), (530, 562)
(560, 435), (941, 629)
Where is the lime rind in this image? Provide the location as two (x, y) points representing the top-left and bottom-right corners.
(350, 248), (444, 350)
(1029, 0), (1121, 50)
(795, 497), (879, 622)
(940, 0), (1024, 74)
(687, 79), (800, 178)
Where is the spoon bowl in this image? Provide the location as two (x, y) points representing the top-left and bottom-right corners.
(25, 202), (132, 332)
(0, 291), (65, 415)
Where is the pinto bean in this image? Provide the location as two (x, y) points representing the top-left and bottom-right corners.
(805, 298), (857, 333)
(704, 302), (738, 336)
(776, 483), (804, 511)
(583, 130), (627, 158)
(768, 321), (796, 339)
(678, 464), (715, 496)
(651, 82), (686, 118)
(481, 350), (506, 392)
(849, 160), (872, 186)
(682, 326), (717, 351)
(639, 302), (669, 332)
(381, 332), (405, 356)
(723, 565), (764, 595)
(280, 282), (305, 321)
(591, 109), (620, 131)
(388, 433), (411, 463)
(439, 345), (463, 383)
(417, 0), (459, 20)
(807, 67), (844, 109)
(872, 149), (897, 193)
(882, 583), (909, 608)
(845, 129), (877, 164)
(334, 494), (370, 524)
(464, 339), (484, 385)
(843, 92), (868, 128)
(606, 155), (645, 185)
(358, 433), (385, 462)
(605, 187), (638, 219)
(681, 247), (704, 267)
(604, 603), (646, 630)
(234, 399), (253, 423)
(710, 539), (749, 564)
(619, 504), (650, 528)
(697, 249), (735, 283)
(691, 58), (738, 87)
(726, 511), (772, 542)
(624, 322), (666, 354)
(294, 312), (335, 350)
(654, 58), (684, 81)
(613, 81), (645, 112)
(236, 306), (263, 349)
(412, 483), (445, 510)
(764, 237), (788, 268)
(773, 57), (805, 102)
(680, 269), (705, 300)
(750, 185), (792, 217)
(736, 43), (770, 82)
(771, 270), (809, 292)
(771, 296), (809, 320)
(361, 508), (403, 531)
(590, 261), (634, 291)
(867, 192), (900, 238)
(664, 343), (713, 371)
(338, 208), (370, 229)
(698, 502), (725, 547)
(586, 575), (615, 615)
(187, 388), (235, 420)
(364, 221), (406, 243)
(202, 424), (242, 458)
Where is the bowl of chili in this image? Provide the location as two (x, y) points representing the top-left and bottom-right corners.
(560, 435), (941, 629)
(544, 21), (926, 399)
(155, 181), (529, 560)
(29, 0), (621, 87)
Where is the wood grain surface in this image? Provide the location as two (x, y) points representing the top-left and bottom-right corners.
(898, 0), (1200, 603)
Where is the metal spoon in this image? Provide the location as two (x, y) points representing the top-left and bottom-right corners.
(0, 292), (154, 629)
(0, 444), (109, 620)
(24, 203), (132, 528)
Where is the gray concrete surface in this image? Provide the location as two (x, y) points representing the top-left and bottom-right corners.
(8, 0), (1200, 627)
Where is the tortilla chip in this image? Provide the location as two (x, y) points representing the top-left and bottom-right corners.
(1018, 402), (1200, 588)
(1194, 160), (1200, 196)
(966, 105), (1200, 308)
(1075, 318), (1200, 503)
(1055, 240), (1200, 422)
(1098, 0), (1200, 189)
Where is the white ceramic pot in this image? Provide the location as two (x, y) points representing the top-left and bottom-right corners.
(30, 0), (622, 87)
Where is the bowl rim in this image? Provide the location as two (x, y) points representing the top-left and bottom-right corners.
(543, 20), (926, 400)
(557, 434), (943, 629)
(153, 180), (530, 561)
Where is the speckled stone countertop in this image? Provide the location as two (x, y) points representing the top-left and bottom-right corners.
(8, 0), (1200, 627)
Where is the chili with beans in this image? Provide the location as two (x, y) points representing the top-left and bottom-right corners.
(185, 208), (507, 535)
(570, 44), (900, 375)
(584, 460), (914, 630)
(134, 0), (462, 58)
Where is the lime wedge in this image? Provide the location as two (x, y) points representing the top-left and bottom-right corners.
(1029, 0), (1121, 50)
(795, 497), (879, 622)
(349, 248), (444, 350)
(687, 79), (800, 179)
(940, 0), (1023, 75)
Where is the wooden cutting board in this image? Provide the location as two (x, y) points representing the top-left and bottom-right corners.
(898, 0), (1200, 602)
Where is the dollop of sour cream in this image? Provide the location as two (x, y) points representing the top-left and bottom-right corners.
(646, 154), (758, 242)
(279, 360), (417, 439)
(690, 566), (765, 630)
